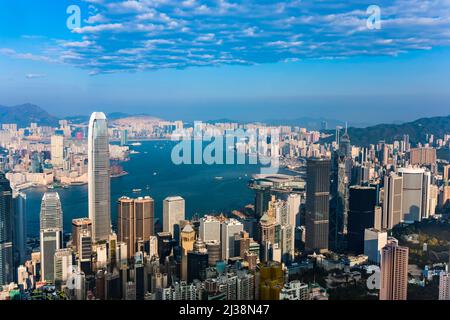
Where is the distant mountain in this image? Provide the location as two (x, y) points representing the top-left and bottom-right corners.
(64, 112), (132, 124)
(205, 117), (371, 129)
(205, 118), (242, 124)
(265, 117), (373, 130)
(0, 103), (59, 127)
(107, 112), (131, 120)
(63, 115), (90, 124)
(322, 115), (450, 146)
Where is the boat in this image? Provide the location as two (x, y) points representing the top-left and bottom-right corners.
(214, 176), (224, 180)
(132, 188), (142, 193)
(153, 172), (157, 176)
(131, 142), (142, 146)
(71, 181), (87, 186)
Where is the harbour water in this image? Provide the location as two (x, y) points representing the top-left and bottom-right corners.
(24, 140), (268, 237)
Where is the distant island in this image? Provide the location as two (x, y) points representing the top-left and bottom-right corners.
(322, 115), (450, 147)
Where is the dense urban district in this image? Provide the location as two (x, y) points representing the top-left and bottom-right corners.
(0, 107), (450, 301)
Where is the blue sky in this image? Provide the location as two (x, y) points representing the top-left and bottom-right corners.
(0, 0), (449, 124)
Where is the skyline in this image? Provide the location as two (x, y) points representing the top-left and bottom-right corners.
(0, 110), (449, 301)
(0, 0), (450, 123)
(1, 0), (450, 304)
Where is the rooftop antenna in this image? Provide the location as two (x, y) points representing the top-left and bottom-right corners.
(345, 121), (348, 134)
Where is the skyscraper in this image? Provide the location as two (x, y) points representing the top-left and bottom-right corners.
(409, 147), (436, 166)
(88, 112), (111, 242)
(338, 126), (351, 159)
(398, 167), (425, 223)
(439, 271), (450, 300)
(135, 196), (155, 245)
(120, 129), (128, 146)
(330, 128), (352, 252)
(421, 171), (431, 219)
(51, 134), (64, 168)
(117, 196), (135, 259)
(180, 224), (195, 281)
(382, 172), (403, 229)
(254, 187), (271, 218)
(117, 196), (155, 258)
(287, 193), (301, 227)
(163, 196), (185, 238)
(380, 239), (409, 300)
(305, 158), (330, 253)
(199, 215), (222, 242)
(347, 186), (377, 254)
(205, 240), (221, 266)
(221, 219), (244, 261)
(443, 164), (450, 183)
(0, 173), (13, 285)
(13, 191), (27, 276)
(364, 228), (388, 265)
(71, 218), (92, 253)
(54, 248), (73, 284)
(40, 192), (63, 282)
(187, 237), (208, 283)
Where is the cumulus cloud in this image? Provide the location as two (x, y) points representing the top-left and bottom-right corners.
(6, 0), (450, 74)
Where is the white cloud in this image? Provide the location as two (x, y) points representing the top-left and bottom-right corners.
(72, 23), (124, 34)
(61, 40), (95, 48)
(85, 13), (107, 24)
(25, 73), (47, 79)
(8, 0), (450, 73)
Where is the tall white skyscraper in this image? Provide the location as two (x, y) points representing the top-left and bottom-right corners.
(88, 112), (111, 242)
(199, 215), (221, 242)
(398, 167), (426, 223)
(40, 192), (63, 282)
(364, 228), (388, 265)
(51, 134), (64, 168)
(163, 196), (185, 236)
(54, 248), (73, 283)
(221, 219), (244, 260)
(287, 194), (301, 227)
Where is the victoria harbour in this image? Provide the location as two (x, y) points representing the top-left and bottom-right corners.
(23, 140), (266, 237)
